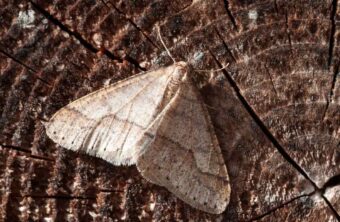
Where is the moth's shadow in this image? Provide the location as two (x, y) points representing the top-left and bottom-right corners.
(201, 76), (305, 220)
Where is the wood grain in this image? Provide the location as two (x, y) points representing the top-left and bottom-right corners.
(0, 0), (339, 221)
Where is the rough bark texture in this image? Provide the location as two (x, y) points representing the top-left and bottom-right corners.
(0, 0), (339, 221)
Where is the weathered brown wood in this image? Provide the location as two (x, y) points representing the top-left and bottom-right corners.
(0, 0), (339, 221)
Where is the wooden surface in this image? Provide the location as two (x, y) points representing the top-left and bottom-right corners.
(0, 0), (339, 221)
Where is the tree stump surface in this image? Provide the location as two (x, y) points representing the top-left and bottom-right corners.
(0, 0), (339, 221)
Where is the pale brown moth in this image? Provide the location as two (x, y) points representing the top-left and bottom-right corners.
(45, 28), (230, 214)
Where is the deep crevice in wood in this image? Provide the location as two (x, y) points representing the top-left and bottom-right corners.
(105, 1), (159, 49)
(15, 194), (96, 200)
(1, 144), (54, 162)
(29, 1), (98, 54)
(264, 65), (279, 96)
(29, 154), (55, 162)
(328, 0), (337, 68)
(0, 48), (51, 85)
(322, 174), (340, 191)
(274, 0), (279, 14)
(323, 63), (339, 120)
(1, 144), (31, 154)
(249, 176), (340, 221)
(329, 64), (339, 103)
(209, 50), (318, 189)
(214, 27), (237, 63)
(322, 194), (340, 220)
(284, 12), (293, 50)
(320, 174), (340, 220)
(98, 188), (125, 193)
(0, 48), (36, 73)
(211, 45), (340, 219)
(29, 0), (146, 71)
(222, 0), (238, 31)
(248, 194), (309, 221)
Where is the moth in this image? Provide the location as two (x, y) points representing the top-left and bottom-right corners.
(45, 31), (230, 214)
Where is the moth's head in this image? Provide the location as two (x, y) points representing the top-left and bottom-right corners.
(174, 61), (189, 72)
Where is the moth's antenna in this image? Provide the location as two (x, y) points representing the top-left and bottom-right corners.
(195, 63), (229, 73)
(157, 25), (176, 63)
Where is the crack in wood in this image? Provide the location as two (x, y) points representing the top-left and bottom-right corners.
(214, 27), (237, 63)
(98, 188), (125, 193)
(1, 144), (54, 162)
(264, 65), (279, 96)
(248, 194), (309, 221)
(0, 48), (36, 73)
(211, 47), (340, 219)
(329, 64), (339, 103)
(1, 144), (31, 153)
(29, 1), (97, 54)
(250, 180), (340, 221)
(29, 0), (146, 71)
(14, 194), (96, 200)
(310, 184), (340, 220)
(209, 50), (319, 189)
(284, 12), (293, 50)
(222, 0), (238, 31)
(328, 0), (338, 68)
(320, 174), (340, 219)
(321, 193), (340, 220)
(274, 0), (279, 14)
(102, 0), (159, 49)
(0, 48), (51, 86)
(322, 174), (340, 191)
(323, 63), (339, 120)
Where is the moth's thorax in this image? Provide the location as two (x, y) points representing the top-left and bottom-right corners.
(161, 62), (191, 105)
(172, 61), (191, 82)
